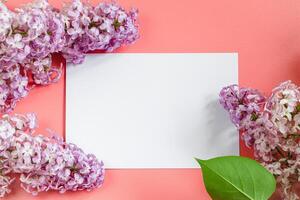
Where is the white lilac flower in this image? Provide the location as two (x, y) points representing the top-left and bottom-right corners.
(6, 34), (24, 49)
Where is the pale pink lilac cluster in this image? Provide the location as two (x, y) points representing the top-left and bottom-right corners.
(61, 0), (139, 64)
(0, 113), (104, 197)
(0, 0), (139, 113)
(220, 81), (300, 200)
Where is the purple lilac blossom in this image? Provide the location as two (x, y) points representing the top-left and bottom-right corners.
(61, 0), (139, 64)
(0, 113), (104, 197)
(0, 65), (29, 113)
(219, 84), (266, 127)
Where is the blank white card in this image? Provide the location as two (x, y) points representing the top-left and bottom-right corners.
(66, 53), (239, 168)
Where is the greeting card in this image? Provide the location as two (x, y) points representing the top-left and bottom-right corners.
(66, 53), (238, 168)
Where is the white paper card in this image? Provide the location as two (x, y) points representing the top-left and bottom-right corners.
(66, 53), (239, 168)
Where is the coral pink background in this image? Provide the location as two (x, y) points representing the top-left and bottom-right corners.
(4, 0), (300, 199)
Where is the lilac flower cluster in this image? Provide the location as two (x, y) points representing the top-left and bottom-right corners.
(219, 84), (266, 127)
(62, 0), (139, 64)
(0, 113), (104, 197)
(0, 0), (139, 113)
(220, 81), (300, 200)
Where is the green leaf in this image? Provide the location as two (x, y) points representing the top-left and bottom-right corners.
(196, 156), (276, 200)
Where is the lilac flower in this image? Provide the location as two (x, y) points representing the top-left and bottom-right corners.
(19, 137), (105, 195)
(0, 113), (104, 197)
(61, 0), (139, 63)
(220, 81), (300, 199)
(0, 65), (29, 113)
(219, 84), (266, 127)
(266, 81), (300, 136)
(24, 55), (62, 85)
(14, 0), (66, 59)
(6, 34), (24, 49)
(0, 175), (13, 198)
